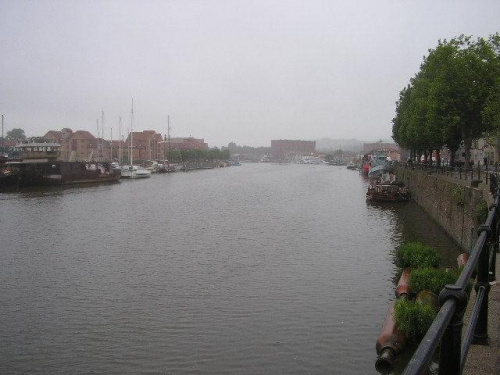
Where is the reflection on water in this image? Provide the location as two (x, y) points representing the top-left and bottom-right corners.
(0, 164), (461, 374)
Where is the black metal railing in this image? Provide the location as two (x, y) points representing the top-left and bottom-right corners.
(402, 173), (499, 375)
(401, 161), (498, 186)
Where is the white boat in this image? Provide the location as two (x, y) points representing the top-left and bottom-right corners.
(120, 100), (151, 179)
(121, 165), (151, 179)
(368, 154), (392, 178)
(146, 160), (160, 173)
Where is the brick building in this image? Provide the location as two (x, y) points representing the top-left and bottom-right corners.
(43, 128), (209, 163)
(271, 139), (316, 160)
(168, 137), (208, 151)
(363, 142), (403, 161)
(124, 130), (165, 162)
(44, 128), (100, 161)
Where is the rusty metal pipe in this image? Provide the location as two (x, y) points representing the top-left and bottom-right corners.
(457, 253), (469, 268)
(376, 303), (407, 371)
(395, 268), (411, 299)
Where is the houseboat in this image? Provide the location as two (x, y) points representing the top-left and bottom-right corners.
(366, 172), (411, 202)
(0, 143), (121, 188)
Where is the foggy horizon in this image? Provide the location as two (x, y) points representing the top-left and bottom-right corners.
(1, 0), (499, 148)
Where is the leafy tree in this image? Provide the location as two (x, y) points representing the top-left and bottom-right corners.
(6, 128), (26, 141)
(483, 35), (500, 151)
(393, 34), (500, 166)
(28, 136), (50, 143)
(167, 147), (230, 163)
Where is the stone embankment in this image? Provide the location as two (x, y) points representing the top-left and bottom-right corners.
(395, 165), (487, 251)
(395, 165), (500, 374)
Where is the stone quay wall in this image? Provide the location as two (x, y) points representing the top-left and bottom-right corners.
(395, 166), (488, 251)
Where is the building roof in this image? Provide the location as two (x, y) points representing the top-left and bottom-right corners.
(72, 130), (95, 140)
(16, 143), (61, 148)
(44, 130), (63, 139)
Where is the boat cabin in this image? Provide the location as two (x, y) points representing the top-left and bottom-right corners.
(13, 143), (62, 161)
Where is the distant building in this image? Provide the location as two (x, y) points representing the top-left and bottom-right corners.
(42, 128), (209, 163)
(124, 130), (164, 162)
(363, 142), (403, 161)
(271, 139), (316, 160)
(168, 137), (208, 151)
(44, 128), (99, 161)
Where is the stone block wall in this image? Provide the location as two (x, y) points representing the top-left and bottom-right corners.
(395, 166), (487, 251)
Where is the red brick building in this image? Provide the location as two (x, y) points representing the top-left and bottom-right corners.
(363, 142), (403, 161)
(271, 139), (316, 160)
(43, 128), (209, 163)
(124, 130), (165, 162)
(168, 137), (208, 151)
(44, 128), (99, 161)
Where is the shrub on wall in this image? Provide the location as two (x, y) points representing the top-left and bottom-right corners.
(475, 200), (489, 223)
(396, 242), (441, 269)
(395, 299), (437, 343)
(409, 268), (459, 295)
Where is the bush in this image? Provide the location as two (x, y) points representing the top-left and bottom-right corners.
(395, 299), (437, 343)
(475, 201), (489, 223)
(396, 242), (441, 269)
(410, 268), (459, 295)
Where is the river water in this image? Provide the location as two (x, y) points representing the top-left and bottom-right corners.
(0, 163), (461, 374)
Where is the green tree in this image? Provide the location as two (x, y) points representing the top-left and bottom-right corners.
(393, 34), (500, 166)
(6, 128), (26, 141)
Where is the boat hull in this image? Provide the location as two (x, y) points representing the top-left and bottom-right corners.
(366, 183), (411, 202)
(120, 165), (152, 179)
(0, 161), (121, 188)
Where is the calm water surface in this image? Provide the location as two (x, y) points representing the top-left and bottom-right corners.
(0, 163), (461, 374)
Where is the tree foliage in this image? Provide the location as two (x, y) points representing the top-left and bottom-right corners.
(6, 128), (26, 141)
(392, 34), (500, 165)
(167, 147), (230, 163)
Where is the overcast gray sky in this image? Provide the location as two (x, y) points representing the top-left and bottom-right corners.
(1, 1), (499, 147)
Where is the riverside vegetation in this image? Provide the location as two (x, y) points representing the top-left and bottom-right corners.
(394, 242), (469, 343)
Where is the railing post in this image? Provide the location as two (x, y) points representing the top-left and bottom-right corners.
(438, 286), (468, 374)
(473, 214), (498, 345)
(490, 216), (497, 282)
(473, 224), (493, 345)
(491, 175), (499, 283)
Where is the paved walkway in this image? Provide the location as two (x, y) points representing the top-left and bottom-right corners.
(462, 255), (500, 374)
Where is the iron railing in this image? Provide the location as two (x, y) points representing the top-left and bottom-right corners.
(402, 161), (497, 186)
(402, 173), (499, 374)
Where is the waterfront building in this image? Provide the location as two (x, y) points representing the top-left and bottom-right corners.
(124, 130), (165, 163)
(44, 128), (100, 161)
(168, 137), (208, 151)
(38, 129), (209, 163)
(271, 139), (316, 160)
(363, 142), (403, 161)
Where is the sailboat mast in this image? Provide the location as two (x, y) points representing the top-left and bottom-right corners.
(1, 114), (4, 151)
(101, 110), (105, 159)
(118, 116), (122, 165)
(167, 115), (171, 168)
(110, 127), (113, 162)
(96, 118), (99, 160)
(130, 99), (134, 165)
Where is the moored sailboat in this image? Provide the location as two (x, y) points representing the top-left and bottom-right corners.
(121, 100), (151, 179)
